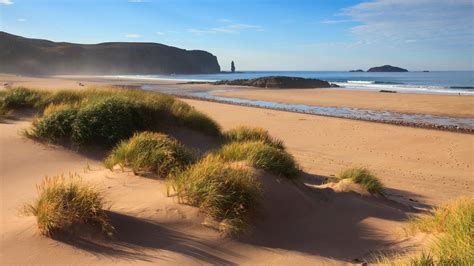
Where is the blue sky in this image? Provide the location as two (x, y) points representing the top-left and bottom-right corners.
(1, 0), (473, 71)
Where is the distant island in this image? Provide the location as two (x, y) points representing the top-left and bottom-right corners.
(0, 31), (220, 75)
(349, 69), (364, 72)
(214, 76), (338, 89)
(367, 65), (408, 72)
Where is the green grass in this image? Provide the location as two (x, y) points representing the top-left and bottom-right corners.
(216, 141), (300, 179)
(105, 131), (194, 178)
(31, 106), (79, 142)
(169, 155), (262, 236)
(24, 174), (114, 237)
(337, 167), (383, 194)
(223, 126), (284, 149)
(1, 87), (221, 146)
(406, 197), (473, 265)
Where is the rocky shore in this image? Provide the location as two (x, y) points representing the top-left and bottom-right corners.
(213, 76), (338, 88)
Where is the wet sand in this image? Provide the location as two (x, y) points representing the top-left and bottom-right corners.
(212, 88), (474, 118)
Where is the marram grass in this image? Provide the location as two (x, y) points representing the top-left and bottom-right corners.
(223, 126), (284, 149)
(105, 131), (194, 178)
(337, 167), (383, 194)
(406, 197), (473, 265)
(373, 197), (473, 265)
(2, 87), (221, 146)
(216, 141), (300, 179)
(24, 174), (114, 237)
(169, 155), (262, 236)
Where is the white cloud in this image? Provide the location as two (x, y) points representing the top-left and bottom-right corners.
(189, 23), (263, 35)
(156, 31), (165, 35)
(125, 33), (141, 38)
(217, 19), (232, 23)
(321, 19), (352, 24)
(0, 0), (13, 5)
(342, 0), (473, 45)
(17, 18), (26, 22)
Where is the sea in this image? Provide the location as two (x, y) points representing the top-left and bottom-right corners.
(108, 71), (474, 95)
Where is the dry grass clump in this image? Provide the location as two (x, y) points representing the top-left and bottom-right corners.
(169, 155), (262, 236)
(337, 167), (383, 194)
(406, 197), (473, 265)
(216, 141), (300, 179)
(373, 197), (473, 265)
(2, 87), (221, 146)
(24, 174), (114, 237)
(223, 126), (284, 149)
(105, 131), (194, 178)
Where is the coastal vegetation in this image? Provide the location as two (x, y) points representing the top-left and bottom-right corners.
(105, 131), (194, 178)
(223, 126), (285, 149)
(405, 197), (473, 265)
(169, 155), (262, 236)
(216, 141), (300, 179)
(0, 87), (220, 147)
(24, 174), (114, 237)
(375, 197), (473, 265)
(337, 167), (383, 194)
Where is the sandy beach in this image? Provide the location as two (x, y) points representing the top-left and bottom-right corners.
(1, 74), (473, 264)
(212, 88), (474, 117)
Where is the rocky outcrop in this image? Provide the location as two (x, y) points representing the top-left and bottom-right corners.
(349, 69), (364, 72)
(367, 65), (408, 72)
(214, 76), (337, 88)
(0, 31), (220, 75)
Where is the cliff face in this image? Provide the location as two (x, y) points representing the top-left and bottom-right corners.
(0, 32), (220, 75)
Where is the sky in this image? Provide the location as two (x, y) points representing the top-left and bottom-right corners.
(0, 0), (473, 71)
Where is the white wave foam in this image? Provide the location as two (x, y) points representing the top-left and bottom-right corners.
(347, 80), (375, 84)
(334, 82), (474, 95)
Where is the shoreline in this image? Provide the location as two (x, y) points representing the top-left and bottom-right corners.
(173, 93), (474, 134)
(1, 73), (473, 133)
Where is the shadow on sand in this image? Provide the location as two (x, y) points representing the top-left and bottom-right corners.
(54, 212), (239, 264)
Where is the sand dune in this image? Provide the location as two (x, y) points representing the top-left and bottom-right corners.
(183, 99), (474, 207)
(1, 117), (418, 264)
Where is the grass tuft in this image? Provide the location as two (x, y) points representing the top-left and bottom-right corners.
(24, 174), (114, 237)
(105, 131), (194, 178)
(169, 155), (261, 236)
(406, 197), (473, 265)
(170, 101), (221, 136)
(337, 167), (383, 194)
(216, 141), (300, 179)
(223, 126), (284, 149)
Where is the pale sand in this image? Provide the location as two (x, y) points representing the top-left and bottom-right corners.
(1, 74), (472, 264)
(213, 88), (474, 117)
(0, 118), (413, 264)
(183, 99), (474, 207)
(0, 73), (181, 90)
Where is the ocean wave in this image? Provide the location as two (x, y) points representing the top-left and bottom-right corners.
(334, 82), (474, 95)
(347, 80), (375, 84)
(450, 86), (474, 90)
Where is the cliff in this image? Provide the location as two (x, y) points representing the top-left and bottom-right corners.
(0, 31), (220, 75)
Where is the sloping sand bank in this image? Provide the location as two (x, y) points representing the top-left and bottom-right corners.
(183, 99), (474, 207)
(1, 118), (415, 264)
